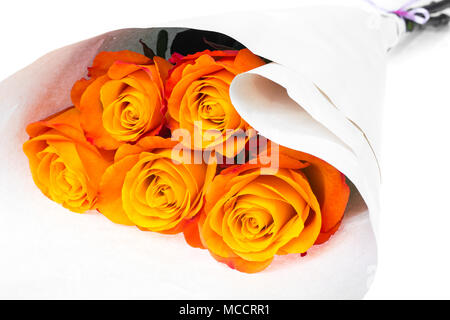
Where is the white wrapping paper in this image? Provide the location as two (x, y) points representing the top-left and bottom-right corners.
(0, 0), (404, 298)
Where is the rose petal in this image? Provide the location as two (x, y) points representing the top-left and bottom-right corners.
(88, 50), (151, 78)
(97, 154), (139, 225)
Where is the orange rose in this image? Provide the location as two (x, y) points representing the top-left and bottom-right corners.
(71, 50), (172, 150)
(188, 146), (350, 273)
(97, 136), (216, 233)
(23, 107), (112, 213)
(166, 49), (265, 158)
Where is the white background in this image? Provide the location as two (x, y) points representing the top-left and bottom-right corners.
(0, 0), (449, 299)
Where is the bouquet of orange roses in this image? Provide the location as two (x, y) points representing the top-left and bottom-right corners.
(4, 0), (448, 298)
(22, 43), (350, 273)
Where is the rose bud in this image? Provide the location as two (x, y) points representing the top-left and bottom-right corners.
(97, 136), (216, 232)
(188, 145), (350, 273)
(166, 49), (265, 158)
(71, 50), (172, 150)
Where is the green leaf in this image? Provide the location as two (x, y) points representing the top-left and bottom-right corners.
(156, 30), (169, 58)
(139, 39), (155, 59)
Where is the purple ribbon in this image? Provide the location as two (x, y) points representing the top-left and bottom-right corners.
(366, 0), (431, 25)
